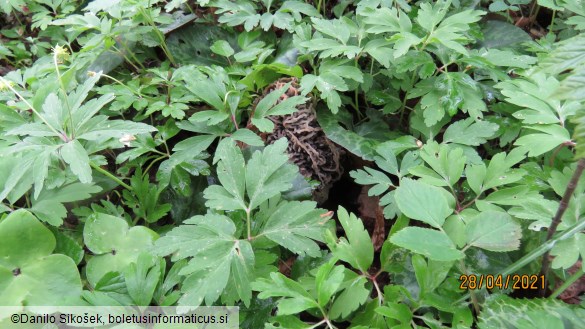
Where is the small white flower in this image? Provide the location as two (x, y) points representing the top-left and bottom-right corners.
(119, 134), (136, 147)
(6, 100), (16, 106)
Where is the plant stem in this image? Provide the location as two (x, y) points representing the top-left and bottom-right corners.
(246, 207), (252, 240)
(370, 274), (384, 306)
(0, 76), (64, 140)
(90, 161), (133, 191)
(54, 51), (75, 138)
(143, 155), (168, 177)
(138, 7), (177, 67)
(539, 158), (585, 296)
(549, 267), (584, 299)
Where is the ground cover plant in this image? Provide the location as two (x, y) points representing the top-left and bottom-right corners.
(1, 0), (585, 327)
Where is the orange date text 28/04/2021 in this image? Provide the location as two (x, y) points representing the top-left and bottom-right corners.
(458, 274), (545, 291)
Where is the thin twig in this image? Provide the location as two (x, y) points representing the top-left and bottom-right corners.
(539, 158), (585, 296)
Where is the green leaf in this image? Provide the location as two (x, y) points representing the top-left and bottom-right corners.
(76, 118), (157, 141)
(205, 138), (247, 211)
(123, 168), (171, 223)
(550, 233), (585, 269)
(496, 73), (574, 125)
(443, 118), (499, 146)
(258, 200), (328, 257)
(478, 295), (585, 329)
(394, 178), (453, 228)
(414, 141), (466, 187)
(515, 125), (571, 157)
(377, 302), (413, 325)
(329, 272), (370, 319)
(390, 227), (464, 261)
(124, 253), (161, 305)
(231, 128), (264, 146)
(210, 40), (234, 57)
(315, 259), (345, 308)
(465, 211), (521, 252)
(60, 140), (92, 184)
(206, 138), (297, 212)
(31, 183), (102, 226)
(253, 272), (319, 315)
(478, 20), (531, 49)
(466, 163), (487, 196)
(541, 33), (585, 75)
(0, 210), (82, 306)
(245, 138), (298, 209)
(252, 85), (307, 133)
(412, 254), (453, 296)
(482, 149), (527, 191)
(317, 107), (377, 160)
(332, 207), (374, 272)
(154, 214), (254, 307)
(83, 213), (159, 287)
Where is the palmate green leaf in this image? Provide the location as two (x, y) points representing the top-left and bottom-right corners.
(496, 72), (578, 125)
(60, 139), (92, 184)
(300, 73), (348, 113)
(0, 0), (26, 14)
(205, 138), (247, 211)
(231, 128), (264, 146)
(515, 124), (571, 157)
(31, 183), (102, 226)
(154, 214), (254, 307)
(315, 259), (345, 308)
(376, 302), (413, 326)
(465, 211), (521, 252)
(124, 253), (161, 306)
(350, 167), (393, 195)
(328, 270), (370, 319)
(123, 168), (171, 223)
(411, 254), (453, 296)
(413, 141), (466, 187)
(430, 7), (485, 55)
(210, 40), (234, 57)
(410, 73), (487, 127)
(394, 178), (453, 228)
(257, 200), (329, 257)
(0, 154), (35, 204)
(541, 33), (585, 75)
(246, 139), (298, 209)
(185, 73), (227, 112)
(331, 207), (374, 272)
(361, 6), (403, 34)
(549, 233), (585, 269)
(467, 148), (527, 195)
(252, 272), (319, 315)
(443, 118), (499, 146)
(205, 138), (297, 212)
(390, 227), (464, 261)
(252, 82), (308, 132)
(311, 17), (351, 44)
(213, 0), (261, 31)
(416, 0), (449, 32)
(76, 117), (157, 141)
